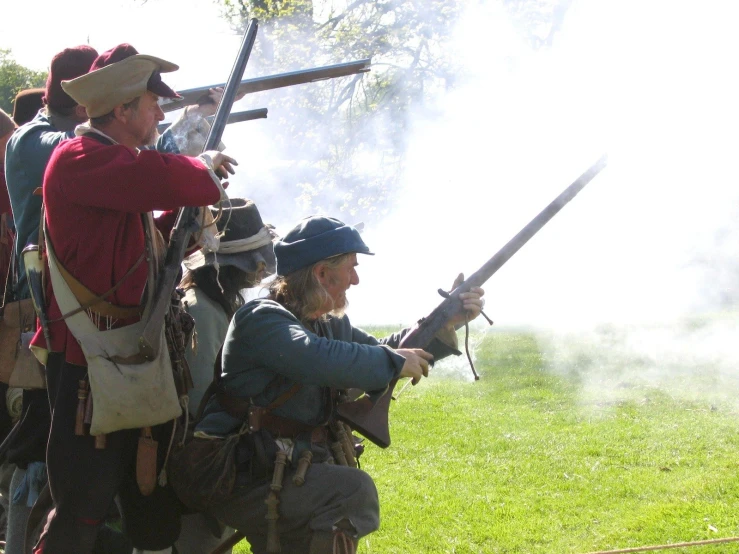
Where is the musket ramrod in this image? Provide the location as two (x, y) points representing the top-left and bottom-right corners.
(336, 154), (609, 448)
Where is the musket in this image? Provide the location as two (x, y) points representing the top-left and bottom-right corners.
(23, 200), (51, 345)
(336, 154), (609, 448)
(160, 58), (371, 113)
(157, 108), (268, 134)
(138, 19), (259, 360)
(21, 245), (51, 346)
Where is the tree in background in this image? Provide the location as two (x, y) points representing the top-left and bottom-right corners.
(0, 49), (47, 114)
(218, 0), (572, 220)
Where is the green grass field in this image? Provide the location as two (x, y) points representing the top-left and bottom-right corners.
(235, 328), (739, 553)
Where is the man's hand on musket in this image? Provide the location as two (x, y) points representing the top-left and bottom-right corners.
(203, 150), (238, 180)
(188, 86), (247, 117)
(446, 273), (486, 329)
(396, 348), (434, 385)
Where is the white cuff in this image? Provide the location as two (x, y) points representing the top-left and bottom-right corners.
(197, 153), (229, 203)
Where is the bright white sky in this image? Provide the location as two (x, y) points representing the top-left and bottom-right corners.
(0, 0), (241, 90)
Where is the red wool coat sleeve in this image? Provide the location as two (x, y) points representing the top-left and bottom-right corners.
(47, 138), (221, 212)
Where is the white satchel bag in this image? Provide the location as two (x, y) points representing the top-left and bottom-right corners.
(45, 226), (181, 435)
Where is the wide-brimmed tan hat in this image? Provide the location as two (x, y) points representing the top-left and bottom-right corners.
(61, 43), (180, 118)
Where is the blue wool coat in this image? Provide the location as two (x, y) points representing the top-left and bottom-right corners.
(5, 111), (72, 297)
(197, 297), (458, 442)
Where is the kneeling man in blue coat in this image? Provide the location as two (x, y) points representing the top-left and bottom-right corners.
(190, 215), (485, 554)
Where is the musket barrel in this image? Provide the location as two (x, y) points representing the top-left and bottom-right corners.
(157, 108), (268, 134)
(138, 19), (259, 359)
(402, 154), (609, 350)
(464, 153), (608, 290)
(161, 59), (372, 113)
(205, 20), (259, 151)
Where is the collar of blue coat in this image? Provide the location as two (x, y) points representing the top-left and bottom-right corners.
(274, 216), (373, 276)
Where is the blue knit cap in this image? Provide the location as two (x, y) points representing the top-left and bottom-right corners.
(274, 216), (373, 276)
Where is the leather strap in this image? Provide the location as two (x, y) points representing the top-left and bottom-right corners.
(267, 383), (302, 411)
(258, 411), (326, 440)
(52, 249), (146, 321)
(216, 383), (301, 420)
(215, 383), (324, 440)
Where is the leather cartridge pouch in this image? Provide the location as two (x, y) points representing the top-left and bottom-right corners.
(0, 299), (36, 385)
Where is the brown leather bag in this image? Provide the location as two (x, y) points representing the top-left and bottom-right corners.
(8, 331), (46, 389)
(167, 431), (242, 512)
(0, 299), (35, 385)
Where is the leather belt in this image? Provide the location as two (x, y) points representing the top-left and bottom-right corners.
(54, 250), (145, 321)
(217, 389), (327, 442)
(257, 410), (327, 443)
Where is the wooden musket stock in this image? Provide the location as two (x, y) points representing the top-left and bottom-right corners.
(336, 154), (609, 448)
(138, 19), (259, 359)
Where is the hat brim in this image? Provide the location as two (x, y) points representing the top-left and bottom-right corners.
(184, 243), (276, 275)
(62, 54), (180, 118)
(274, 223), (373, 277)
(134, 54), (178, 73)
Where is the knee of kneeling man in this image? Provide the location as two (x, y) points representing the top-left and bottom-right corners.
(349, 469), (378, 498)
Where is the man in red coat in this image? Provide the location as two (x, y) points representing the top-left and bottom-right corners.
(31, 44), (236, 554)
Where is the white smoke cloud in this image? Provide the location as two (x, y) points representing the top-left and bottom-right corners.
(218, 1), (739, 401)
(350, 0), (739, 331)
(343, 0), (739, 402)
(538, 314), (739, 410)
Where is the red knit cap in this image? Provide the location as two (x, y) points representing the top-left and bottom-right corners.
(44, 45), (99, 110)
(90, 44), (180, 99)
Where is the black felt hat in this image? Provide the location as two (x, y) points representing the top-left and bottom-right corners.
(184, 198), (276, 275)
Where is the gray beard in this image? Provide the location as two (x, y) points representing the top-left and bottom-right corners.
(143, 129), (160, 148)
(329, 295), (348, 318)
